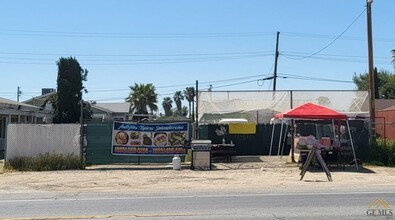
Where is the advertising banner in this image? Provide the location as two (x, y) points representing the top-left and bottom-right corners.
(112, 121), (189, 155)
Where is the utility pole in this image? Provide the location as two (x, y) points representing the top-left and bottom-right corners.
(367, 0), (376, 143)
(17, 86), (22, 102)
(195, 80), (199, 139)
(273, 31), (280, 91)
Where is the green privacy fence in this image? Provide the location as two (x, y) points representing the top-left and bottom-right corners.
(198, 120), (369, 157)
(199, 124), (290, 156)
(84, 122), (176, 165)
(84, 120), (369, 165)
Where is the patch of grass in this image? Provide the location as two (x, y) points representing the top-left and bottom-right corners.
(184, 149), (192, 163)
(0, 160), (4, 174)
(5, 153), (83, 171)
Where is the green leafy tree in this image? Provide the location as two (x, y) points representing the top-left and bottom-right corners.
(173, 106), (188, 117)
(184, 86), (195, 119)
(173, 91), (184, 112)
(53, 57), (88, 123)
(125, 83), (158, 120)
(162, 97), (173, 117)
(392, 49), (395, 64)
(352, 69), (395, 99)
(82, 101), (93, 120)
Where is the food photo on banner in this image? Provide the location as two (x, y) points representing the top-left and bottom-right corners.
(112, 121), (189, 155)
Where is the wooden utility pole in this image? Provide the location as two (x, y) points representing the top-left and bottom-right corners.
(273, 31), (280, 91)
(367, 0), (376, 143)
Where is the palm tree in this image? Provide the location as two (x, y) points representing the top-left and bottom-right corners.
(173, 91), (184, 112)
(184, 87), (195, 119)
(162, 97), (173, 117)
(125, 83), (158, 120)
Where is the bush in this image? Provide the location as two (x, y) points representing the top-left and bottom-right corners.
(366, 138), (395, 167)
(5, 153), (83, 171)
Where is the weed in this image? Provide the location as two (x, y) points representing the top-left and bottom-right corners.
(5, 153), (83, 171)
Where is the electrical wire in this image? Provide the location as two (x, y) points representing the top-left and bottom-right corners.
(281, 32), (395, 43)
(0, 29), (276, 38)
(280, 51), (390, 60)
(0, 53), (273, 65)
(0, 50), (273, 57)
(281, 8), (367, 60)
(278, 73), (354, 83)
(280, 53), (390, 65)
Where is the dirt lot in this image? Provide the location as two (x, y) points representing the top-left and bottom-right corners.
(0, 156), (394, 194)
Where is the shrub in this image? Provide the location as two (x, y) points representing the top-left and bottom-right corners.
(5, 153), (83, 171)
(366, 138), (395, 167)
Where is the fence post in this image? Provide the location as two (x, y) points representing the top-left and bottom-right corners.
(80, 100), (85, 169)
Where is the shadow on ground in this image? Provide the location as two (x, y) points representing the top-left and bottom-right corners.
(85, 163), (191, 171)
(302, 164), (376, 173)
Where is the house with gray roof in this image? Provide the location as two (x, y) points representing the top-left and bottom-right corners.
(91, 102), (131, 121)
(0, 97), (53, 158)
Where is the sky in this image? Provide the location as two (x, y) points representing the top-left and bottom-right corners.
(0, 0), (394, 113)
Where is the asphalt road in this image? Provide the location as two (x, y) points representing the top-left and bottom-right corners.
(0, 189), (394, 220)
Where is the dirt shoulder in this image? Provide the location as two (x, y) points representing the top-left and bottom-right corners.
(0, 156), (394, 194)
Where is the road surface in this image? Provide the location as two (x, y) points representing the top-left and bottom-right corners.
(0, 189), (394, 219)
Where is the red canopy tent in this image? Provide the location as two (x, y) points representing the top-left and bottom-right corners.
(271, 102), (358, 170)
(274, 102), (348, 120)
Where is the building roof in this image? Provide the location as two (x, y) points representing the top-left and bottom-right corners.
(0, 97), (41, 110)
(375, 99), (395, 111)
(91, 103), (130, 113)
(23, 92), (55, 107)
(378, 105), (395, 111)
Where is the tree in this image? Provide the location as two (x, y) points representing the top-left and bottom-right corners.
(173, 91), (184, 112)
(392, 49), (395, 64)
(184, 86), (195, 119)
(162, 97), (173, 117)
(53, 57), (88, 123)
(125, 83), (158, 120)
(352, 69), (395, 99)
(173, 106), (188, 117)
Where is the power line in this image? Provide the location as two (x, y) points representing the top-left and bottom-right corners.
(0, 29), (276, 38)
(280, 53), (390, 65)
(282, 8), (366, 60)
(0, 54), (273, 66)
(2, 28), (394, 42)
(0, 50), (273, 57)
(278, 73), (354, 83)
(88, 74), (265, 93)
(281, 32), (395, 43)
(280, 51), (390, 60)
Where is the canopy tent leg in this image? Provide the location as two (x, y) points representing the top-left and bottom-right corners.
(346, 120), (358, 170)
(280, 124), (289, 158)
(269, 122), (276, 156)
(277, 121), (284, 156)
(332, 120), (336, 140)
